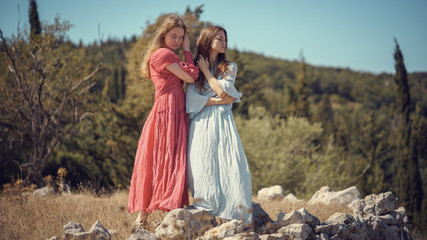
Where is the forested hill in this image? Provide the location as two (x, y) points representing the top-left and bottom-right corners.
(232, 50), (427, 118)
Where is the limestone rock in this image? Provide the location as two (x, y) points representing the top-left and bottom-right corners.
(309, 186), (361, 206)
(63, 222), (87, 239)
(127, 226), (157, 240)
(155, 207), (213, 239)
(253, 201), (273, 232)
(33, 186), (55, 196)
(258, 185), (284, 200)
(296, 208), (320, 229)
(277, 210), (305, 227)
(198, 219), (245, 240)
(277, 223), (312, 240)
(348, 191), (399, 217)
(283, 193), (304, 203)
(87, 220), (111, 240)
(223, 232), (259, 240)
(259, 232), (287, 240)
(63, 220), (117, 240)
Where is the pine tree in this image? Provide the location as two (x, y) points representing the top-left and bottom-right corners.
(294, 52), (311, 119)
(120, 67), (126, 98)
(410, 103), (426, 229)
(355, 111), (386, 195)
(29, 0), (41, 41)
(313, 93), (333, 129)
(113, 68), (119, 102)
(285, 85), (297, 116)
(393, 38), (423, 225)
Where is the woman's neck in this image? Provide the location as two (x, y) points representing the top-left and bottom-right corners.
(209, 53), (218, 68)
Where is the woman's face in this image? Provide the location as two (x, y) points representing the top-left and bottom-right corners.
(210, 30), (227, 55)
(164, 27), (185, 50)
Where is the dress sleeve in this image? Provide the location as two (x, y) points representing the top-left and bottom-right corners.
(180, 51), (199, 80)
(150, 49), (199, 80)
(218, 62), (242, 103)
(186, 83), (209, 119)
(150, 48), (180, 73)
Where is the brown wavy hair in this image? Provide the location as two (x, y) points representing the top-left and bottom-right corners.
(140, 15), (187, 79)
(194, 26), (229, 91)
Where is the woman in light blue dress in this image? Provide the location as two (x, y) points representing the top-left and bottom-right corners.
(186, 26), (253, 223)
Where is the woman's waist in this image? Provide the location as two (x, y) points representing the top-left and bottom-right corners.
(155, 86), (185, 99)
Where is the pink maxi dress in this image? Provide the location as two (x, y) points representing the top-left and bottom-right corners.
(127, 48), (199, 213)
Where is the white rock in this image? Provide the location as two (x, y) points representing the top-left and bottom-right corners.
(259, 232), (287, 240)
(277, 223), (312, 240)
(199, 219), (245, 240)
(87, 220), (110, 240)
(127, 226), (156, 240)
(155, 207), (213, 239)
(283, 193), (305, 204)
(63, 221), (87, 239)
(223, 232), (259, 240)
(33, 186), (55, 196)
(277, 210), (304, 227)
(258, 185), (284, 200)
(297, 208), (320, 228)
(309, 186), (361, 206)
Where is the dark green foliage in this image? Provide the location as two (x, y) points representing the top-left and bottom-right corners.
(393, 38), (423, 226)
(29, 0), (41, 40)
(0, 19), (102, 184)
(294, 53), (311, 119)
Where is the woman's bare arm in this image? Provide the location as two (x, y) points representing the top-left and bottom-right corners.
(197, 57), (227, 97)
(205, 95), (236, 106)
(165, 63), (196, 83)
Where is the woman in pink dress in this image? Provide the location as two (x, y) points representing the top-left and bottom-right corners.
(127, 15), (199, 224)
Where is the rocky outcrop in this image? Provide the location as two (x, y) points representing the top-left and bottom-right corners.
(46, 186), (412, 240)
(45, 220), (117, 240)
(347, 191), (412, 240)
(140, 186), (412, 240)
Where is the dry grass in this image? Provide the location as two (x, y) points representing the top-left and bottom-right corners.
(0, 191), (135, 240)
(0, 191), (353, 240)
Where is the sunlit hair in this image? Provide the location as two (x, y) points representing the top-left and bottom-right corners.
(140, 15), (187, 79)
(194, 25), (229, 91)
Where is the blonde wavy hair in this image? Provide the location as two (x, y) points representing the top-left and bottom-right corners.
(140, 15), (187, 79)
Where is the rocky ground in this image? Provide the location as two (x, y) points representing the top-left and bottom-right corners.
(28, 185), (413, 240)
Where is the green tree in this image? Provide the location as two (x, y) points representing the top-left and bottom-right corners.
(294, 52), (311, 119)
(313, 93), (334, 133)
(410, 103), (427, 230)
(393, 38), (423, 225)
(235, 105), (351, 197)
(0, 18), (102, 184)
(29, 0), (41, 40)
(353, 111), (387, 195)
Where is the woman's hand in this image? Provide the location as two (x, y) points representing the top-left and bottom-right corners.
(182, 34), (190, 52)
(197, 56), (210, 73)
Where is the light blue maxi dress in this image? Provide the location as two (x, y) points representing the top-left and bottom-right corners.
(186, 62), (253, 223)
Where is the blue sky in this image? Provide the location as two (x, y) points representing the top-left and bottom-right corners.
(1, 0), (426, 74)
